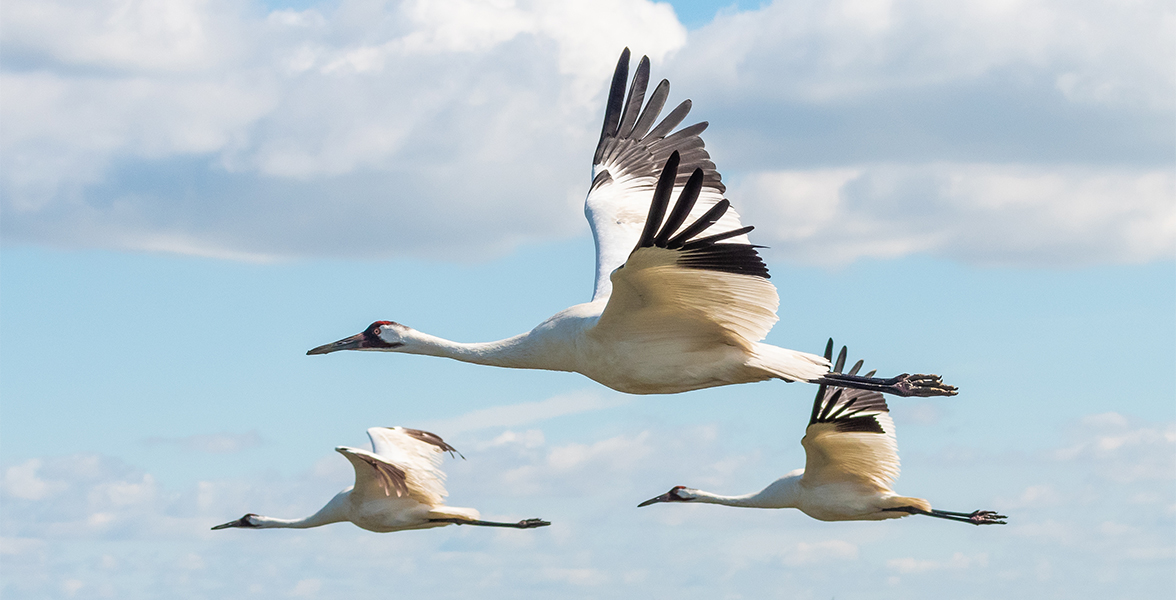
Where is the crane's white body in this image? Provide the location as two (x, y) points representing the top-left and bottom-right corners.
(676, 471), (928, 522)
(212, 427), (545, 533)
(639, 345), (1002, 525)
(382, 296), (824, 395)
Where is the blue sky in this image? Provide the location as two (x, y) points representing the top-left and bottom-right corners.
(2, 0), (1174, 598)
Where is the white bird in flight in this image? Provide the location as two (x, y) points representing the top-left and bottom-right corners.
(308, 49), (956, 399)
(211, 427), (550, 533)
(637, 341), (1005, 526)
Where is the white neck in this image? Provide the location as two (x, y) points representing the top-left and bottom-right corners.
(252, 493), (348, 529)
(691, 474), (802, 509)
(398, 327), (574, 371)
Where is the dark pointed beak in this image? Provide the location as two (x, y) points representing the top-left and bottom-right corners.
(638, 492), (675, 507)
(211, 517), (246, 530)
(307, 332), (365, 355)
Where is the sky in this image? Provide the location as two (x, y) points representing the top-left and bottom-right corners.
(1, 0), (1174, 598)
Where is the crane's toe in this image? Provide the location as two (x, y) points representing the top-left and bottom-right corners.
(968, 510), (1007, 525)
(517, 518), (551, 529)
(892, 373), (958, 397)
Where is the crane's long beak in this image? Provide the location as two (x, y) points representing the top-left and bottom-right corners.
(307, 332), (365, 355)
(211, 517), (246, 530)
(637, 492), (674, 507)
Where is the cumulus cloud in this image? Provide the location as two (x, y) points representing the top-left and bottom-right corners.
(422, 390), (630, 434)
(672, 0), (1173, 109)
(733, 164), (1175, 266)
(888, 551), (989, 575)
(0, 0), (1171, 267)
(0, 0), (685, 262)
(1052, 411), (1176, 484)
(782, 539), (859, 566)
(3, 459), (69, 501)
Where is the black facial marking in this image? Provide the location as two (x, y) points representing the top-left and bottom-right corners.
(363, 321), (403, 349)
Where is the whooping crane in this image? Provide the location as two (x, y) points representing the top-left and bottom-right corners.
(211, 427), (550, 533)
(638, 341), (1006, 526)
(308, 49), (956, 399)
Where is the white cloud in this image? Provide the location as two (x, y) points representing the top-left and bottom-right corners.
(675, 0), (1173, 109)
(781, 539), (859, 566)
(423, 390), (630, 434)
(733, 164), (1175, 266)
(3, 459), (69, 501)
(888, 551), (989, 574)
(540, 567), (609, 586)
(0, 0), (685, 262)
(0, 0), (1169, 267)
(289, 578), (322, 597)
(1052, 411), (1176, 483)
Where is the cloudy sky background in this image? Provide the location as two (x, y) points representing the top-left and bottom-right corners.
(2, 0), (1173, 598)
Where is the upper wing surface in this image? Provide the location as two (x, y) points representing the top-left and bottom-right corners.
(587, 49), (749, 302)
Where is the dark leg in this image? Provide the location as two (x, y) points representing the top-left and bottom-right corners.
(429, 517), (550, 529)
(883, 506), (1006, 525)
(818, 372), (958, 397)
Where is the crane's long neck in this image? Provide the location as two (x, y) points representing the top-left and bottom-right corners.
(691, 474), (802, 509)
(251, 493), (349, 529)
(400, 325), (575, 371)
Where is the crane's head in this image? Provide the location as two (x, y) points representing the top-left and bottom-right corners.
(637, 485), (697, 507)
(307, 321), (408, 355)
(211, 513), (262, 530)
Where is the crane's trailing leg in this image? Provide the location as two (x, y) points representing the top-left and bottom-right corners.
(817, 372), (958, 397)
(883, 506), (1007, 525)
(429, 517), (551, 529)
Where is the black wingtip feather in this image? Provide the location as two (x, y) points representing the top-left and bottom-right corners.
(666, 200), (731, 249)
(646, 99), (691, 140)
(630, 79), (669, 140)
(631, 155), (769, 279)
(594, 49), (631, 164)
(636, 151), (680, 249)
(807, 344), (890, 433)
(618, 56), (650, 139)
(653, 168), (704, 247)
(403, 428), (465, 459)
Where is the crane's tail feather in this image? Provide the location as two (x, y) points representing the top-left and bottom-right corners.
(749, 344), (830, 383)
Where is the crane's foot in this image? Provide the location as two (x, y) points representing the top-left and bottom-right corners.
(965, 510), (1007, 525)
(818, 372), (958, 397)
(890, 373), (958, 397)
(515, 518), (551, 529)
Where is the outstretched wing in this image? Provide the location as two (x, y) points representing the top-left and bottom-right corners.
(336, 446), (411, 500)
(592, 152), (778, 352)
(800, 341), (900, 491)
(338, 427), (460, 505)
(586, 48), (749, 302)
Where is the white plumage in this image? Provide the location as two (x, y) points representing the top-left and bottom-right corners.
(211, 427), (549, 533)
(638, 341), (1006, 526)
(308, 49), (956, 399)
